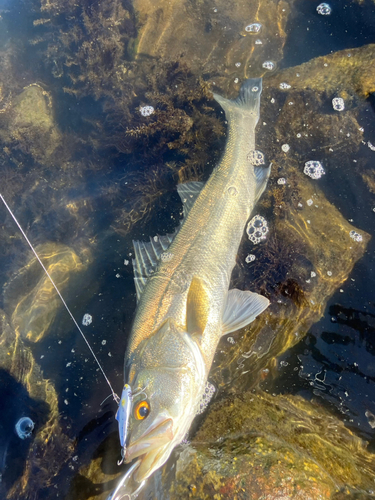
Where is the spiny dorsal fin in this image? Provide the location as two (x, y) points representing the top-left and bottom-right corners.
(186, 276), (210, 340)
(222, 289), (269, 335)
(132, 231), (176, 301)
(177, 181), (204, 219)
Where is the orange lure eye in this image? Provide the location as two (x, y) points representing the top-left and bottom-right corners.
(134, 400), (150, 420)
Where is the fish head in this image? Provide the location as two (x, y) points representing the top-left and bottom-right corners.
(124, 320), (205, 483)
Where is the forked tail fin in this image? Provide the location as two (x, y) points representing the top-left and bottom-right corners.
(213, 78), (262, 124)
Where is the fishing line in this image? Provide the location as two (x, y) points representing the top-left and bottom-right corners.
(0, 193), (119, 404)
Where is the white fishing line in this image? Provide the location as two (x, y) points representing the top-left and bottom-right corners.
(0, 193), (119, 404)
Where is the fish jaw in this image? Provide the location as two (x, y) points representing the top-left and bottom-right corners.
(125, 416), (174, 461)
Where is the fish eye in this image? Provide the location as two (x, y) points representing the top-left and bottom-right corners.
(134, 400), (150, 420)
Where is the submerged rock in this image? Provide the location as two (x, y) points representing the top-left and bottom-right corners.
(0, 310), (74, 500)
(143, 391), (375, 499)
(133, 0), (294, 89)
(0, 84), (62, 164)
(3, 241), (91, 343)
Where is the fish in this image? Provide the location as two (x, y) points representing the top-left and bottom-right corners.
(111, 77), (271, 497)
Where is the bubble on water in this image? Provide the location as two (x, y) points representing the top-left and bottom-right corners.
(227, 186), (238, 196)
(304, 160), (325, 179)
(227, 337), (235, 344)
(82, 313), (92, 326)
(277, 177), (286, 185)
(139, 105), (154, 117)
(332, 97), (345, 111)
(327, 270), (332, 276)
(15, 417), (34, 439)
(255, 39), (262, 45)
(281, 144), (290, 153)
(246, 215), (269, 244)
(235, 62), (241, 67)
(311, 271), (316, 278)
(197, 382), (216, 415)
(349, 230), (363, 242)
(101, 339), (107, 345)
(161, 252), (173, 262)
(124, 259), (129, 265)
(245, 22), (262, 33)
(368, 141), (375, 152)
(247, 150), (265, 165)
(262, 60), (275, 71)
(307, 199), (313, 206)
(317, 3), (331, 15)
(234, 78), (239, 84)
(245, 254), (256, 263)
(279, 82), (291, 90)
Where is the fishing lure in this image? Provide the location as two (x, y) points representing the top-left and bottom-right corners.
(116, 384), (132, 466)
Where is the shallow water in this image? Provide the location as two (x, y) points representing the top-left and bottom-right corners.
(0, 0), (375, 498)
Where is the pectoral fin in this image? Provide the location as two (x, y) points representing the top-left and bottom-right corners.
(222, 289), (269, 335)
(186, 276), (210, 339)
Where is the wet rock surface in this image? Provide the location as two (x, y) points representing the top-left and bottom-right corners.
(139, 391), (375, 499)
(0, 84), (62, 164)
(0, 309), (74, 500)
(3, 241), (91, 343)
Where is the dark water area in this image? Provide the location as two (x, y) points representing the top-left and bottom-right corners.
(283, 0), (375, 66)
(0, 0), (375, 498)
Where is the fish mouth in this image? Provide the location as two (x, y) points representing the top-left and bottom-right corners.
(125, 417), (174, 482)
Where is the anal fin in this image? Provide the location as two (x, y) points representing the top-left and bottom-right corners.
(222, 289), (269, 335)
(254, 164), (272, 205)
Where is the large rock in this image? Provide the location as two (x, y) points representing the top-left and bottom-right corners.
(3, 241), (91, 343)
(0, 84), (62, 163)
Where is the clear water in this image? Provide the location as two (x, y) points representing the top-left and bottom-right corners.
(0, 0), (374, 498)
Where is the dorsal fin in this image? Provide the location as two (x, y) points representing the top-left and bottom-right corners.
(132, 231), (176, 301)
(177, 181), (204, 219)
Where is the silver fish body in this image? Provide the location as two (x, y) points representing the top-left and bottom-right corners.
(116, 78), (271, 492)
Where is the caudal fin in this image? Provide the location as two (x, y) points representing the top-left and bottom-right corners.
(213, 78), (262, 123)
